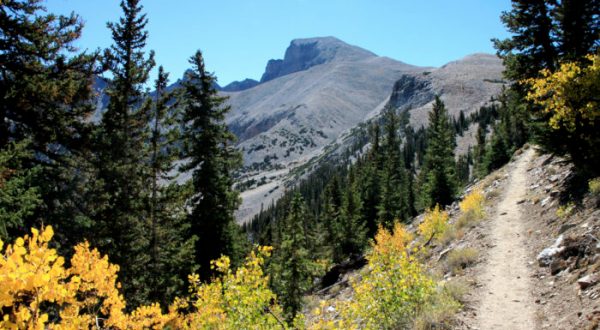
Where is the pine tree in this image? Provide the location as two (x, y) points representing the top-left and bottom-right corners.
(338, 171), (367, 257)
(358, 123), (382, 236)
(553, 0), (600, 62)
(147, 66), (197, 305)
(492, 0), (557, 81)
(180, 50), (247, 280)
(418, 97), (458, 209)
(0, 0), (98, 244)
(0, 141), (41, 241)
(91, 0), (155, 306)
(270, 193), (315, 321)
(377, 107), (410, 228)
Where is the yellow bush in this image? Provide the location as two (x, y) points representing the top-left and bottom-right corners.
(458, 189), (485, 227)
(589, 177), (600, 195)
(525, 54), (600, 133)
(310, 223), (434, 329)
(0, 226), (287, 329)
(418, 205), (449, 246)
(556, 202), (575, 219)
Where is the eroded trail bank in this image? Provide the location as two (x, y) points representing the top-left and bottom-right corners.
(477, 148), (536, 329)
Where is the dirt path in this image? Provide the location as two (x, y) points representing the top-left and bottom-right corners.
(477, 148), (536, 329)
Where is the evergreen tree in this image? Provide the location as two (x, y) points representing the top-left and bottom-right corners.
(0, 141), (41, 241)
(0, 0), (98, 245)
(91, 0), (155, 306)
(493, 0), (557, 81)
(358, 123), (382, 236)
(553, 0), (600, 62)
(270, 193), (315, 321)
(473, 124), (488, 178)
(338, 171), (367, 257)
(456, 153), (470, 187)
(377, 107), (409, 228)
(180, 50), (247, 280)
(494, 0), (599, 175)
(418, 97), (457, 209)
(146, 66), (197, 305)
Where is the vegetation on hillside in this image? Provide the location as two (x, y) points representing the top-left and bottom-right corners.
(0, 0), (598, 327)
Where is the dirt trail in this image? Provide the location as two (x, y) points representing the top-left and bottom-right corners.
(477, 148), (536, 329)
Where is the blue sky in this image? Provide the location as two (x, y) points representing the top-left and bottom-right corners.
(45, 0), (512, 86)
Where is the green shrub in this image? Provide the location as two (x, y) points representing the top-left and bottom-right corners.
(445, 248), (478, 274)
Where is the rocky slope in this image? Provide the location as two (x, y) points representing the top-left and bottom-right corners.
(91, 37), (506, 223)
(305, 146), (600, 329)
(228, 38), (505, 223)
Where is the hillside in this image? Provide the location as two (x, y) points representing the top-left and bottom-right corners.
(305, 146), (600, 329)
(227, 38), (505, 223)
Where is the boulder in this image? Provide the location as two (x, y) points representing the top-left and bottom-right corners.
(537, 235), (565, 267)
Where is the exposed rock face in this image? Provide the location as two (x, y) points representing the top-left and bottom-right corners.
(259, 37), (376, 83)
(221, 78), (260, 92)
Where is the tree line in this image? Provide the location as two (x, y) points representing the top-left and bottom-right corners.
(1, 0), (246, 308)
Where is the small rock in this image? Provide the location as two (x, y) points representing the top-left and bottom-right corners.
(541, 196), (552, 207)
(549, 174), (561, 182)
(577, 274), (599, 290)
(500, 212), (507, 215)
(517, 199), (526, 204)
(537, 235), (565, 266)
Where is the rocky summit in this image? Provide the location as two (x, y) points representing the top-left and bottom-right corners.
(221, 37), (505, 223)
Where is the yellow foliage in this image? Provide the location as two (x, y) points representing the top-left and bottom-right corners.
(417, 205), (449, 245)
(525, 54), (600, 132)
(459, 189), (485, 225)
(0, 227), (287, 329)
(310, 223), (435, 329)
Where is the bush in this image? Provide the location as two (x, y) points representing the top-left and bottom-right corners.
(438, 226), (465, 246)
(310, 223), (435, 329)
(457, 190), (485, 228)
(0, 226), (288, 329)
(445, 248), (479, 275)
(418, 205), (450, 246)
(413, 288), (461, 330)
(589, 177), (600, 196)
(556, 202), (576, 219)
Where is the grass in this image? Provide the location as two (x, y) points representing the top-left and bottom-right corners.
(413, 285), (461, 330)
(445, 248), (479, 275)
(438, 226), (465, 246)
(442, 280), (469, 304)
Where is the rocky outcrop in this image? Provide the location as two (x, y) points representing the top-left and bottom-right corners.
(259, 37), (376, 83)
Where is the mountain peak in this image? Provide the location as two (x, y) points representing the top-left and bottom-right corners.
(260, 36), (376, 83)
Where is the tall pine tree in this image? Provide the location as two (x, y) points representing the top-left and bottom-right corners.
(147, 66), (197, 305)
(270, 193), (315, 321)
(377, 107), (410, 228)
(0, 0), (99, 245)
(418, 97), (457, 209)
(92, 0), (155, 306)
(180, 50), (247, 280)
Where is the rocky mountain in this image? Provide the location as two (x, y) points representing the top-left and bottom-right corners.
(90, 37), (505, 223)
(259, 37), (376, 83)
(224, 38), (505, 223)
